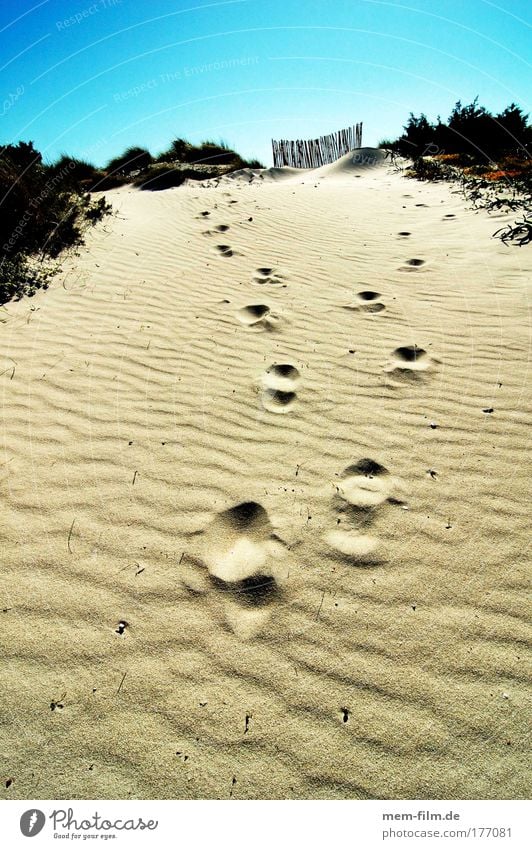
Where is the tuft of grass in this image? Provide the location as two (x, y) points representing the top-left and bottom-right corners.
(105, 146), (152, 175)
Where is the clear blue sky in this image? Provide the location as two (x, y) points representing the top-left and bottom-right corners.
(1, 0), (530, 167)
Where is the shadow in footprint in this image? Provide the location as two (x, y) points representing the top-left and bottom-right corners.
(263, 389), (297, 412)
(203, 502), (285, 601)
(203, 224), (230, 237)
(209, 572), (279, 607)
(215, 244), (234, 257)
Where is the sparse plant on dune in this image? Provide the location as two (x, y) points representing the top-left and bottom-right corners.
(407, 157), (454, 182)
(493, 214), (532, 246)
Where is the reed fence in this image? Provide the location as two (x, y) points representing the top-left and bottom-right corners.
(272, 123), (363, 168)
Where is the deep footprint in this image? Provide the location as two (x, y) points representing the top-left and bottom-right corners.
(385, 344), (437, 382)
(261, 363), (300, 412)
(337, 459), (392, 508)
(344, 290), (386, 313)
(203, 224), (230, 237)
(263, 389), (297, 412)
(394, 345), (428, 363)
(252, 267), (286, 287)
(198, 501), (284, 602)
(398, 257), (426, 272)
(237, 304), (270, 324)
(237, 304), (282, 332)
(324, 459), (405, 561)
(216, 244), (233, 257)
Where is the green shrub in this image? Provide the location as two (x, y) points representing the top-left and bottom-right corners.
(407, 157), (450, 181)
(0, 255), (51, 304)
(0, 140), (112, 304)
(47, 155), (100, 189)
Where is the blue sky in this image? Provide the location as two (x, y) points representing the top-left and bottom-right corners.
(1, 0), (530, 167)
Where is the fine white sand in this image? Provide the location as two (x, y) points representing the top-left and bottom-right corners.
(0, 149), (530, 799)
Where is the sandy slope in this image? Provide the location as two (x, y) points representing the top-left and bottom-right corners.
(0, 150), (530, 800)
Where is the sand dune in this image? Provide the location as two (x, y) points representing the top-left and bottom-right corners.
(0, 150), (530, 800)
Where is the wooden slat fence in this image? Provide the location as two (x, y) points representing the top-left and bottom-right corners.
(272, 123), (363, 168)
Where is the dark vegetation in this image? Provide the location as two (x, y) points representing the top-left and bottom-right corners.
(0, 137), (263, 304)
(380, 98), (531, 163)
(380, 99), (531, 245)
(0, 141), (111, 304)
(91, 138), (262, 191)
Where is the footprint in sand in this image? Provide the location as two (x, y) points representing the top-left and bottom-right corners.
(337, 459), (395, 508)
(385, 344), (438, 383)
(343, 290), (385, 313)
(183, 501), (287, 638)
(203, 224), (230, 236)
(236, 304), (281, 332)
(260, 363), (300, 413)
(252, 267), (287, 287)
(324, 459), (406, 562)
(215, 244), (235, 257)
(398, 257), (426, 272)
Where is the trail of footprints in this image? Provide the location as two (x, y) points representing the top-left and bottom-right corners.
(185, 201), (442, 634)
